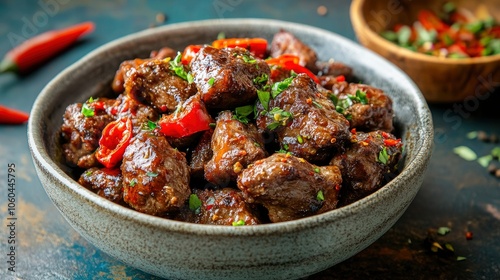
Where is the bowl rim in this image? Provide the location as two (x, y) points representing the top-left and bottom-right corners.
(28, 18), (433, 237)
(350, 0), (500, 65)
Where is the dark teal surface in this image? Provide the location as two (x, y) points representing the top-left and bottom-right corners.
(1, 1), (499, 279)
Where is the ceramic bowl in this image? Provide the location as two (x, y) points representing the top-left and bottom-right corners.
(28, 19), (433, 280)
(350, 0), (500, 103)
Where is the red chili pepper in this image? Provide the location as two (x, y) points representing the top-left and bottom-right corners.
(158, 96), (212, 138)
(266, 55), (320, 84)
(384, 139), (401, 147)
(418, 10), (448, 32)
(0, 21), (95, 74)
(95, 118), (133, 168)
(181, 44), (202, 65)
(336, 75), (346, 82)
(212, 38), (268, 58)
(0, 104), (29, 125)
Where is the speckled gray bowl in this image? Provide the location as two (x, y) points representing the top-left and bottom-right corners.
(28, 19), (433, 280)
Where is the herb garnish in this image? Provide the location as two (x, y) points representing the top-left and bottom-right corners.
(233, 105), (254, 124)
(232, 219), (245, 226)
(266, 107), (293, 130)
(129, 178), (138, 187)
(253, 73), (268, 85)
(378, 146), (389, 164)
(208, 77), (215, 87)
(169, 52), (193, 83)
(257, 89), (270, 111)
(189, 194), (202, 214)
(81, 97), (95, 117)
(271, 75), (295, 98)
(147, 172), (159, 177)
(144, 120), (158, 131)
(437, 226), (451, 236)
(348, 90), (369, 105)
(453, 146), (477, 161)
(316, 190), (325, 201)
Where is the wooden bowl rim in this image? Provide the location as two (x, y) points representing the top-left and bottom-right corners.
(350, 0), (500, 65)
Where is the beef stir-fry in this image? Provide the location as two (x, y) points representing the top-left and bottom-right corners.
(60, 31), (403, 225)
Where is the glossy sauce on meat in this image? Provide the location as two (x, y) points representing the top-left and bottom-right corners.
(60, 31), (404, 225)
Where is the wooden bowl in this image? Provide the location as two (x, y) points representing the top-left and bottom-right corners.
(350, 0), (500, 103)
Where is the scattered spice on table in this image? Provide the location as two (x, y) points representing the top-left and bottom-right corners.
(380, 2), (500, 58)
(454, 131), (500, 178)
(0, 21), (95, 74)
(317, 5), (328, 16)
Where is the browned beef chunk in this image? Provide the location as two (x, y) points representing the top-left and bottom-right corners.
(205, 111), (266, 187)
(270, 30), (318, 71)
(60, 99), (115, 168)
(183, 188), (261, 225)
(121, 132), (190, 216)
(329, 83), (394, 132)
(149, 47), (177, 60)
(190, 46), (270, 109)
(330, 130), (403, 206)
(125, 59), (197, 113)
(112, 47), (177, 93)
(316, 60), (353, 80)
(237, 153), (342, 223)
(78, 167), (124, 204)
(189, 129), (214, 179)
(108, 94), (159, 134)
(256, 74), (351, 163)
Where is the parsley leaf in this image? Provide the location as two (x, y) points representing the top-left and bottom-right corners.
(208, 77), (215, 87)
(266, 107), (293, 130)
(271, 75), (295, 98)
(253, 73), (269, 85)
(129, 178), (138, 187)
(257, 89), (270, 111)
(232, 219), (245, 226)
(81, 97), (95, 117)
(316, 190), (325, 201)
(378, 147), (389, 164)
(169, 52), (192, 82)
(189, 194), (202, 214)
(144, 120), (158, 131)
(233, 105), (254, 124)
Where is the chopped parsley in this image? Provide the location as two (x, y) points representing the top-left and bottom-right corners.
(189, 194), (202, 214)
(232, 219), (245, 226)
(437, 226), (451, 236)
(453, 146), (477, 161)
(297, 134), (304, 144)
(266, 107), (293, 130)
(271, 75), (295, 98)
(84, 170), (93, 176)
(313, 167), (320, 173)
(207, 77), (215, 87)
(81, 97), (95, 117)
(169, 52), (193, 83)
(233, 105), (254, 124)
(312, 100), (323, 108)
(129, 178), (138, 187)
(348, 89), (369, 105)
(378, 146), (389, 164)
(257, 89), (271, 111)
(147, 171), (159, 177)
(335, 97), (353, 114)
(240, 53), (257, 64)
(253, 73), (269, 85)
(144, 120), (158, 131)
(316, 190), (325, 201)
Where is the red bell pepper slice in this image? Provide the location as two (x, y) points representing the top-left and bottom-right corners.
(266, 54), (320, 83)
(212, 38), (268, 58)
(0, 21), (95, 74)
(0, 104), (29, 125)
(181, 44), (202, 65)
(95, 117), (133, 168)
(418, 10), (448, 32)
(158, 96), (211, 138)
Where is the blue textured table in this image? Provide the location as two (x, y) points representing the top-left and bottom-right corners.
(1, 1), (499, 279)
